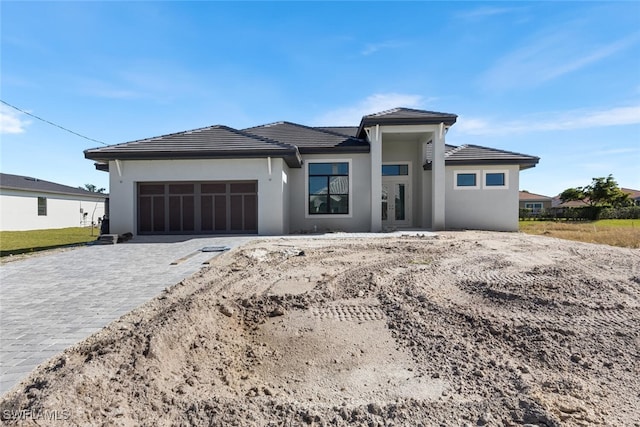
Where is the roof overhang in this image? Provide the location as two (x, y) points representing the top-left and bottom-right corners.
(85, 148), (303, 169)
(424, 158), (540, 171)
(357, 115), (457, 139)
(297, 145), (370, 155)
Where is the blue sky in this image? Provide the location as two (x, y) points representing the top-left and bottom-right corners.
(1, 1), (639, 197)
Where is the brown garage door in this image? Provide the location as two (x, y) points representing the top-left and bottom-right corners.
(138, 181), (257, 234)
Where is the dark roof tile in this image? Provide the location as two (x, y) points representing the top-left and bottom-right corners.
(85, 125), (302, 167)
(424, 143), (539, 170)
(0, 173), (107, 198)
(244, 122), (369, 154)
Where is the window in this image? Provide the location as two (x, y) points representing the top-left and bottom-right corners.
(483, 170), (509, 189)
(457, 174), (476, 186)
(308, 162), (350, 215)
(524, 202), (543, 210)
(485, 173), (505, 186)
(454, 171), (480, 189)
(382, 164), (409, 176)
(37, 197), (47, 216)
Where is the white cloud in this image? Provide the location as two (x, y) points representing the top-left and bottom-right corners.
(456, 6), (522, 20)
(457, 105), (640, 136)
(482, 31), (640, 91)
(361, 41), (406, 56)
(313, 93), (428, 126)
(0, 105), (30, 134)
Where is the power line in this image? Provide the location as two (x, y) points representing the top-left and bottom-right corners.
(0, 99), (109, 146)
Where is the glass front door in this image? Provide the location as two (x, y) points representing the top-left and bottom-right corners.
(382, 178), (411, 228)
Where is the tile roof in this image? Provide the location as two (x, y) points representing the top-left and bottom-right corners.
(83, 108), (539, 172)
(519, 191), (551, 201)
(357, 107), (458, 136)
(85, 125), (302, 167)
(243, 122), (369, 154)
(314, 126), (359, 137)
(622, 188), (640, 200)
(424, 143), (539, 170)
(0, 173), (107, 198)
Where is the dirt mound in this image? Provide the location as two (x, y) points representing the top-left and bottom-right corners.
(1, 232), (639, 426)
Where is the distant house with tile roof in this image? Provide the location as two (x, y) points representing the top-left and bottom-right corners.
(622, 188), (640, 206)
(519, 191), (552, 215)
(84, 107), (539, 235)
(0, 173), (107, 231)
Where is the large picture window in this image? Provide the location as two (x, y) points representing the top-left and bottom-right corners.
(308, 162), (349, 215)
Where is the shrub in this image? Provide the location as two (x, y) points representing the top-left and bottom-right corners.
(598, 206), (640, 219)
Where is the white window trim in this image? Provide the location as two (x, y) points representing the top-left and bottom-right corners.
(482, 170), (509, 189)
(305, 158), (353, 219)
(524, 202), (543, 209)
(454, 170), (480, 190)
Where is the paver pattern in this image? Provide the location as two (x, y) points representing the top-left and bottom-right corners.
(0, 235), (255, 395)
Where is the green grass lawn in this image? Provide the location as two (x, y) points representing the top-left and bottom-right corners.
(520, 219), (640, 248)
(0, 227), (99, 257)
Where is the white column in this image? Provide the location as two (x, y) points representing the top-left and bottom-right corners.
(431, 123), (446, 230)
(370, 125), (382, 232)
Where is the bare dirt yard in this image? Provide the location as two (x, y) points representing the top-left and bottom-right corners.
(1, 231), (639, 426)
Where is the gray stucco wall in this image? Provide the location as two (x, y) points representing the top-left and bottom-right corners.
(288, 153), (371, 233)
(444, 165), (520, 231)
(108, 158), (288, 236)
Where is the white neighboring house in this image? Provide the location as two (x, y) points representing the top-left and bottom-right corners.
(0, 173), (107, 231)
(84, 107), (539, 236)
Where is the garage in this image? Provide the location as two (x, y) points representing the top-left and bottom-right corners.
(137, 181), (257, 234)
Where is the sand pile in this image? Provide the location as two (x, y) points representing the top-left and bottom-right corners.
(1, 231), (639, 426)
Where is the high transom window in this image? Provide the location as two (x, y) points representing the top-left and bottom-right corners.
(382, 164), (409, 176)
(308, 162), (349, 215)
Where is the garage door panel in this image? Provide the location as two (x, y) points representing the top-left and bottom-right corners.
(139, 197), (152, 232)
(183, 196), (195, 231)
(152, 197), (165, 231)
(138, 181), (257, 235)
(244, 195), (257, 231)
(214, 195), (227, 231)
(201, 195), (213, 231)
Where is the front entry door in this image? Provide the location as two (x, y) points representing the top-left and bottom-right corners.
(382, 177), (412, 228)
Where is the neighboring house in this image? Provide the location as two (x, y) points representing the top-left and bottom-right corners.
(622, 188), (640, 206)
(551, 196), (590, 209)
(84, 108), (539, 235)
(519, 191), (552, 214)
(551, 187), (640, 209)
(0, 173), (107, 231)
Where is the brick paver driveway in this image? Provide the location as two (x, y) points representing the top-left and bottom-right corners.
(0, 235), (255, 395)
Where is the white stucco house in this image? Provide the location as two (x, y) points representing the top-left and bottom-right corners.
(0, 173), (107, 231)
(84, 108), (539, 236)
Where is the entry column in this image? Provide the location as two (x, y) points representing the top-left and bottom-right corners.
(431, 123), (446, 230)
(369, 125), (382, 232)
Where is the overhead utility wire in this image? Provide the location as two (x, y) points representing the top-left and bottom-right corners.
(0, 99), (109, 146)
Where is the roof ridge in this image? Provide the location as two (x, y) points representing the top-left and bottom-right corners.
(365, 107), (402, 118)
(245, 121), (364, 141)
(226, 125), (298, 150)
